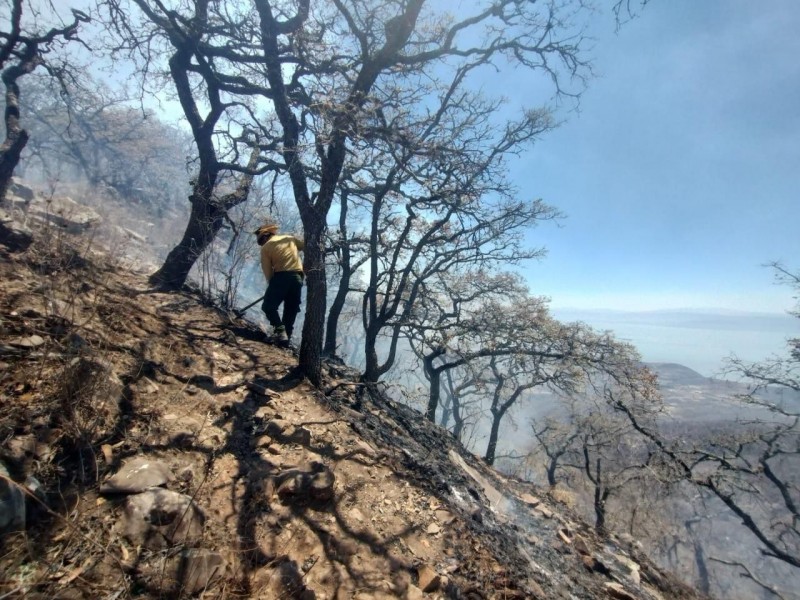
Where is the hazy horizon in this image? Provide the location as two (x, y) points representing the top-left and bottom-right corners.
(551, 306), (798, 378)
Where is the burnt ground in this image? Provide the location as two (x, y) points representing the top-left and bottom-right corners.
(0, 210), (708, 599)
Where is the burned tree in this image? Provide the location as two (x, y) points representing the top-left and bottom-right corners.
(20, 72), (190, 209)
(98, 0), (603, 385)
(0, 0), (88, 202)
(102, 0), (271, 289)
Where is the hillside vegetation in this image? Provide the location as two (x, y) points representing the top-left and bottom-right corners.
(0, 187), (706, 599)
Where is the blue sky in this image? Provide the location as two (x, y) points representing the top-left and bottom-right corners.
(509, 0), (800, 315)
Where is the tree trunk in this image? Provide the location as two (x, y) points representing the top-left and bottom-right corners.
(692, 539), (710, 595)
(593, 465), (608, 533)
(484, 409), (505, 465)
(452, 405), (465, 441)
(546, 460), (558, 487)
(0, 127), (26, 203)
(323, 191), (351, 356)
(439, 394), (452, 429)
(362, 324), (381, 384)
(149, 186), (222, 289)
(0, 58), (36, 203)
(298, 213), (327, 385)
(324, 265), (350, 356)
(424, 352), (445, 421)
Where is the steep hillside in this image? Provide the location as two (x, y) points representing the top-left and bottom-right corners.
(0, 196), (705, 599)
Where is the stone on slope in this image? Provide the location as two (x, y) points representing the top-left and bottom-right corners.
(141, 549), (226, 595)
(275, 461), (335, 504)
(100, 456), (174, 494)
(28, 195), (101, 233)
(0, 461), (25, 532)
(121, 487), (205, 549)
(0, 209), (33, 252)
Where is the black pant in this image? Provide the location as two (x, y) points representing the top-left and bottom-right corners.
(261, 271), (303, 337)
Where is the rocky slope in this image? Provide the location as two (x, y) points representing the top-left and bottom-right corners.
(0, 187), (706, 599)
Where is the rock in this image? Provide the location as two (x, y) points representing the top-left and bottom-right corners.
(528, 580), (547, 598)
(534, 505), (554, 519)
(64, 332), (87, 351)
(63, 357), (124, 440)
(557, 528), (572, 545)
(25, 475), (45, 503)
(0, 210), (33, 251)
(604, 582), (637, 600)
(142, 549), (225, 595)
(573, 535), (591, 556)
(348, 507), (365, 522)
(612, 554), (642, 585)
(435, 509), (455, 525)
(264, 419), (312, 446)
(275, 462), (335, 504)
(9, 179), (35, 202)
(405, 584), (424, 600)
(254, 405), (274, 420)
(0, 461), (25, 532)
(121, 487), (205, 549)
(581, 555), (597, 571)
(9, 334), (45, 348)
(27, 195), (101, 233)
(356, 440), (377, 457)
(519, 492), (540, 507)
(5, 429), (56, 467)
(265, 559), (315, 599)
(416, 564), (441, 592)
(138, 377), (159, 394)
(426, 523), (441, 535)
(100, 457), (174, 494)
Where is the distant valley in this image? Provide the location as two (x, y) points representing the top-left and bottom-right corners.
(646, 361), (800, 424)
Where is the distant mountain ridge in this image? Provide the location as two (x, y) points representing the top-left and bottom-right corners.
(645, 362), (709, 387)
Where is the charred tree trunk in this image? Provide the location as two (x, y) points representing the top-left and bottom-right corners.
(149, 36), (228, 290)
(423, 349), (446, 421)
(149, 146), (259, 290)
(0, 2), (85, 202)
(149, 186), (219, 289)
(324, 190), (351, 356)
(324, 259), (351, 356)
(593, 478), (610, 533)
(546, 458), (559, 487)
(452, 397), (465, 441)
(362, 324), (382, 384)
(439, 369), (456, 429)
(0, 52), (36, 203)
(298, 208), (327, 385)
(484, 406), (509, 466)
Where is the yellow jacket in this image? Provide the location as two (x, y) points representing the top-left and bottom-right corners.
(260, 234), (304, 281)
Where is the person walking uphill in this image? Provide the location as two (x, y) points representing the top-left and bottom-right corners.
(255, 222), (304, 346)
